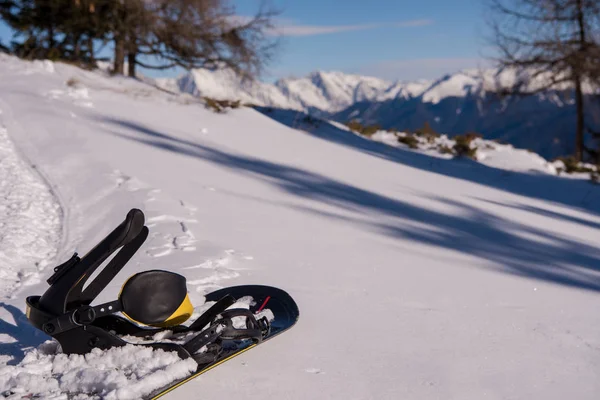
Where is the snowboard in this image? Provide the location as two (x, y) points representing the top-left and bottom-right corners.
(147, 285), (300, 399)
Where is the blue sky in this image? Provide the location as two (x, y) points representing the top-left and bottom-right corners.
(0, 0), (491, 82)
(237, 0), (491, 81)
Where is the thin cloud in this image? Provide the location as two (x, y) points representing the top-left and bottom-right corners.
(395, 19), (434, 27)
(266, 18), (434, 37)
(275, 23), (380, 37)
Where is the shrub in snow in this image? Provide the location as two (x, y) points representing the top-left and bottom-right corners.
(203, 97), (241, 113)
(412, 122), (440, 144)
(554, 156), (596, 174)
(345, 120), (362, 132)
(345, 120), (380, 137)
(66, 77), (81, 88)
(397, 133), (419, 149)
(361, 125), (381, 136)
(453, 132), (481, 159)
(438, 145), (454, 155)
(552, 156), (600, 182)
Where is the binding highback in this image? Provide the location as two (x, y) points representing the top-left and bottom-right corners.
(26, 208), (269, 359)
(24, 209), (188, 356)
(39, 208), (148, 315)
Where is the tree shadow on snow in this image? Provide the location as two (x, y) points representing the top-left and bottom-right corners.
(98, 117), (600, 293)
(474, 197), (600, 231)
(254, 107), (600, 217)
(0, 303), (49, 365)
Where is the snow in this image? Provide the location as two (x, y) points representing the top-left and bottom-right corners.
(421, 72), (481, 104)
(0, 342), (197, 400)
(0, 123), (61, 300)
(0, 54), (600, 400)
(367, 129), (564, 176)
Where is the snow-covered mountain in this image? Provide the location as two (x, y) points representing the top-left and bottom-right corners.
(2, 55), (600, 400)
(159, 68), (430, 115)
(161, 68), (600, 159)
(167, 67), (589, 111)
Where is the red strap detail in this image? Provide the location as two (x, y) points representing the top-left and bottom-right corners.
(257, 296), (271, 312)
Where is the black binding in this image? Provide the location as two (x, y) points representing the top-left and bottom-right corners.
(186, 295), (236, 331)
(25, 208), (271, 358)
(39, 208), (147, 315)
(183, 308), (269, 355)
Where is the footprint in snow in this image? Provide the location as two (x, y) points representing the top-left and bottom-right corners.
(76, 101), (94, 108)
(146, 246), (173, 258)
(305, 368), (324, 375)
(179, 199), (198, 212)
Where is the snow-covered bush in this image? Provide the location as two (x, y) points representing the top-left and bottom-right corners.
(554, 156), (596, 174)
(345, 120), (381, 137)
(412, 122), (440, 144)
(397, 133), (419, 149)
(453, 133), (481, 159)
(438, 145), (454, 155)
(203, 97), (242, 113)
(551, 156), (600, 182)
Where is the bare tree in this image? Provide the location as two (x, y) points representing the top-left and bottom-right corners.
(106, 0), (149, 75)
(109, 0), (279, 79)
(488, 0), (600, 161)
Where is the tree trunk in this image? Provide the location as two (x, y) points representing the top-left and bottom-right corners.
(127, 52), (137, 77)
(73, 36), (81, 61)
(87, 36), (95, 67)
(48, 26), (55, 49)
(575, 73), (585, 161)
(575, 0), (586, 161)
(113, 36), (125, 75)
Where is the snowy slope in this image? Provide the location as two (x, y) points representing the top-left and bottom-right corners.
(165, 67), (600, 159)
(0, 118), (61, 301)
(346, 127), (564, 176)
(1, 55), (600, 400)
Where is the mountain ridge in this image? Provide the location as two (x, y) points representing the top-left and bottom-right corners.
(155, 67), (600, 159)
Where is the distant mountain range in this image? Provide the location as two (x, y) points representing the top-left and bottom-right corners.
(156, 68), (600, 159)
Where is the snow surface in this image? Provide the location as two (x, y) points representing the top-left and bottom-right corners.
(0, 120), (61, 300)
(0, 342), (197, 399)
(1, 55), (600, 400)
(365, 129), (565, 176)
(159, 66), (600, 161)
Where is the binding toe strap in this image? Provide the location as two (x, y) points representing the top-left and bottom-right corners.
(183, 308), (269, 354)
